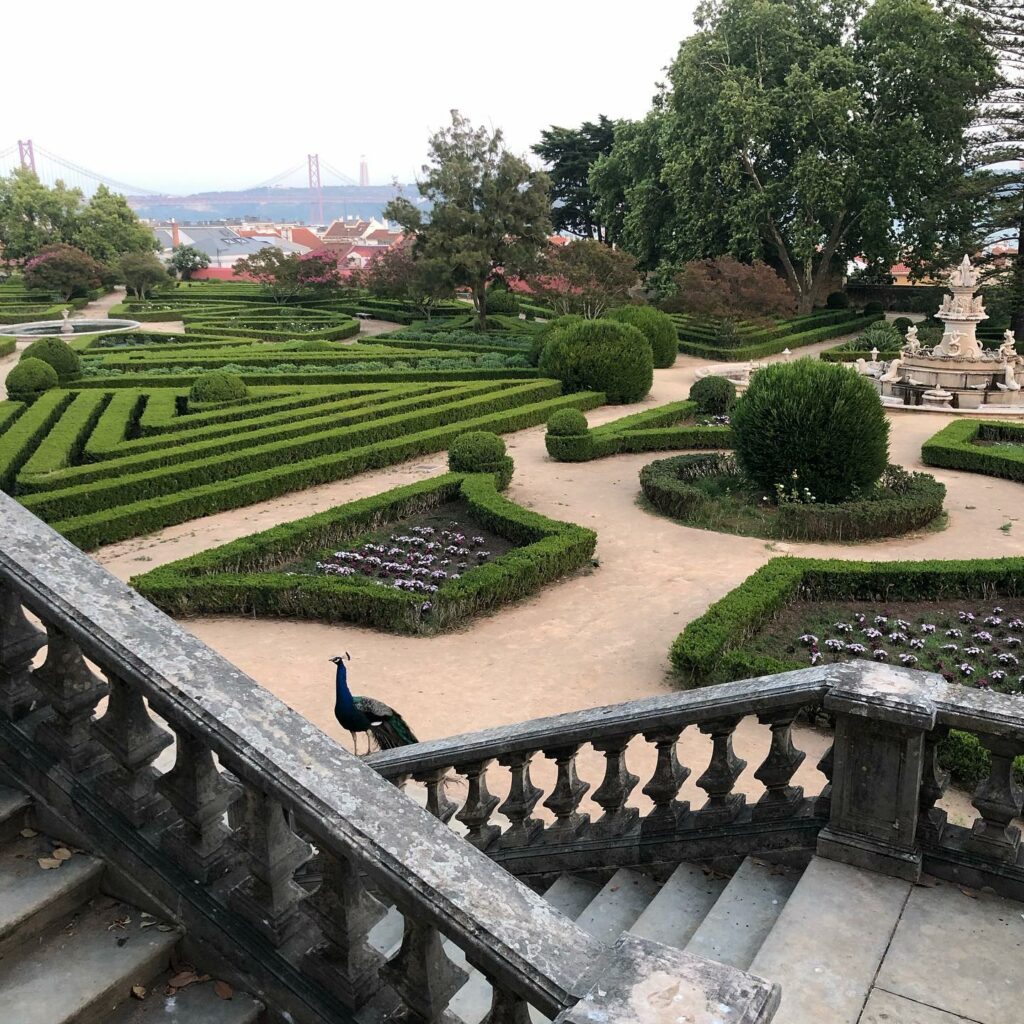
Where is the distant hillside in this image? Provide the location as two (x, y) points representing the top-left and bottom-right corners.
(126, 184), (426, 224)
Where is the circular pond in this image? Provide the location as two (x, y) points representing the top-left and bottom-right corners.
(1, 318), (141, 338)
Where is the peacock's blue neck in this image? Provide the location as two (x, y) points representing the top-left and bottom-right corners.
(334, 662), (356, 715)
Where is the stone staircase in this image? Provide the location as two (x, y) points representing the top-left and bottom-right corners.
(0, 785), (263, 1024)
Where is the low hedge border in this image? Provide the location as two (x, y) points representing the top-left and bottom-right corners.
(545, 399), (732, 461)
(669, 554), (1024, 786)
(677, 315), (876, 361)
(922, 419), (1024, 482)
(183, 318), (361, 342)
(130, 471), (596, 634)
(639, 454), (946, 542)
(0, 337), (15, 358)
(72, 368), (543, 388)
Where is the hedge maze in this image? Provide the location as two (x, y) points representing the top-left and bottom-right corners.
(0, 378), (602, 550)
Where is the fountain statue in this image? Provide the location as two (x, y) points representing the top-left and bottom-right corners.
(60, 309), (73, 335)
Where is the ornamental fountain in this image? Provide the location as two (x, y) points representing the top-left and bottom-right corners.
(873, 255), (1022, 412)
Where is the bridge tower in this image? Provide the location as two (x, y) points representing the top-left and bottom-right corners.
(307, 153), (324, 227)
(18, 139), (36, 174)
(359, 155), (369, 187)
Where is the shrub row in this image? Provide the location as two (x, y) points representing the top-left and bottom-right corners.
(545, 400), (732, 461)
(921, 419), (1024, 482)
(640, 455), (945, 542)
(671, 308), (860, 346)
(677, 315), (877, 361)
(131, 471), (595, 634)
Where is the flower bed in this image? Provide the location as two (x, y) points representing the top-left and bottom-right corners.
(639, 453), (945, 542)
(131, 472), (596, 634)
(544, 399), (732, 462)
(922, 419), (1024, 482)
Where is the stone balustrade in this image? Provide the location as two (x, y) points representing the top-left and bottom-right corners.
(0, 491), (779, 1024)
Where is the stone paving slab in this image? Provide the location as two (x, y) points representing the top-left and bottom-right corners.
(874, 882), (1024, 1024)
(860, 990), (975, 1024)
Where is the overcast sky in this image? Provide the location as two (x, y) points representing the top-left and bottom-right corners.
(3, 1), (699, 195)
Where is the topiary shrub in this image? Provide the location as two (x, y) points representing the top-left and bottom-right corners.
(539, 319), (653, 403)
(732, 359), (890, 504)
(7, 357), (59, 403)
(529, 314), (583, 367)
(189, 371), (248, 404)
(863, 300), (885, 316)
(289, 339), (337, 352)
(448, 430), (514, 485)
(605, 305), (678, 368)
(21, 337), (82, 383)
(547, 408), (589, 436)
(485, 287), (521, 315)
(825, 291), (850, 310)
(689, 375), (736, 415)
(892, 317), (914, 336)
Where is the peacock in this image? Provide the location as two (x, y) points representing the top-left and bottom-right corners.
(330, 654), (419, 755)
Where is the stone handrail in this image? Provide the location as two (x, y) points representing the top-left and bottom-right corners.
(0, 491), (779, 1024)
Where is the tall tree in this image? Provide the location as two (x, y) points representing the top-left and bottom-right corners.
(533, 116), (616, 242)
(600, 0), (999, 312)
(362, 245), (452, 319)
(73, 185), (157, 263)
(169, 244), (210, 281)
(0, 169), (82, 264)
(385, 110), (551, 331)
(120, 251), (170, 298)
(526, 240), (638, 317)
(23, 244), (104, 301)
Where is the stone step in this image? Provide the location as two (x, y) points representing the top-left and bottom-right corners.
(102, 973), (264, 1024)
(0, 784), (31, 843)
(0, 895), (182, 1024)
(684, 857), (800, 970)
(574, 868), (661, 947)
(629, 862), (729, 949)
(540, 873), (602, 920)
(748, 856), (910, 1024)
(0, 832), (105, 958)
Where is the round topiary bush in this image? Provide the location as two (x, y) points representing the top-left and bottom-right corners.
(529, 314), (583, 367)
(448, 431), (508, 473)
(732, 359), (890, 504)
(485, 288), (521, 315)
(21, 337), (81, 383)
(539, 319), (653, 404)
(189, 371), (248, 404)
(547, 408), (589, 436)
(7, 357), (59, 403)
(689, 375), (736, 415)
(825, 291), (850, 310)
(892, 317), (914, 335)
(605, 305), (678, 368)
(863, 300), (885, 316)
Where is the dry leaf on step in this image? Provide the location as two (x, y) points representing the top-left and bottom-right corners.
(52, 848), (72, 861)
(214, 981), (234, 1000)
(20, 828), (38, 838)
(168, 970), (199, 989)
(959, 886), (979, 899)
(131, 986), (146, 1000)
(37, 857), (62, 870)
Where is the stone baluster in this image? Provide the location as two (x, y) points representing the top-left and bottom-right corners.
(454, 759), (500, 849)
(917, 727), (949, 846)
(696, 718), (747, 825)
(753, 709), (805, 821)
(496, 749), (543, 847)
(229, 786), (313, 944)
(157, 729), (240, 882)
(414, 767), (458, 824)
(480, 985), (532, 1024)
(31, 626), (108, 772)
(0, 586), (44, 720)
(303, 847), (387, 1008)
(641, 727), (690, 834)
(541, 744), (590, 840)
(815, 741), (834, 817)
(381, 917), (468, 1024)
(93, 672), (173, 827)
(591, 735), (639, 837)
(966, 735), (1024, 862)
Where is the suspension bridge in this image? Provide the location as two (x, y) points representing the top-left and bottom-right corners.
(0, 140), (390, 224)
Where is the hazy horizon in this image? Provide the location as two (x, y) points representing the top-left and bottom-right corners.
(4, 1), (698, 195)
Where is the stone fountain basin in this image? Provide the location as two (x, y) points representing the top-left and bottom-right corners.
(1, 319), (141, 338)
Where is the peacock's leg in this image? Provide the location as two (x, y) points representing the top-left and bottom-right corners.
(350, 731), (359, 756)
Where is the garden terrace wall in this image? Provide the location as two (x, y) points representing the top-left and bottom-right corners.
(131, 471), (596, 634)
(545, 400), (732, 462)
(922, 420), (1024, 482)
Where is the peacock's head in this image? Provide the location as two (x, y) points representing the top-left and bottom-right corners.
(329, 653), (351, 664)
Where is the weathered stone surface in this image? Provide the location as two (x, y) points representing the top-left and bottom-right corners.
(859, 990), (974, 1024)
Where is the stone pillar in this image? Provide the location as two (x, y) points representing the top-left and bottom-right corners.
(816, 667), (936, 881)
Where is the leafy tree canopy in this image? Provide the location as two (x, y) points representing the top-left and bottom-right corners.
(233, 246), (341, 303)
(662, 256), (796, 318)
(0, 169), (82, 263)
(533, 116), (616, 242)
(72, 185), (157, 263)
(169, 244), (210, 280)
(526, 239), (638, 318)
(23, 244), (105, 301)
(120, 251), (171, 298)
(361, 244), (452, 319)
(385, 110), (551, 330)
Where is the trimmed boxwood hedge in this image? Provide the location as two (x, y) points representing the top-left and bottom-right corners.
(130, 471), (596, 634)
(922, 419), (1024, 482)
(677, 314), (877, 361)
(640, 454), (945, 542)
(0, 337), (16, 358)
(545, 399), (732, 462)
